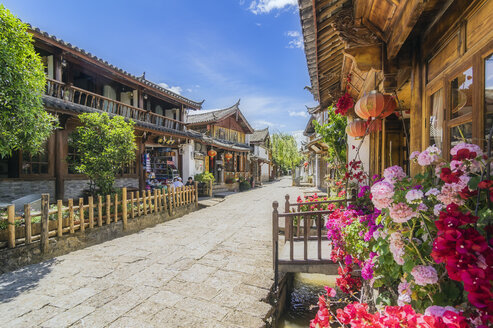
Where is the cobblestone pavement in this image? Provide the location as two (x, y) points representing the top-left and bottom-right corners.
(0, 178), (304, 328)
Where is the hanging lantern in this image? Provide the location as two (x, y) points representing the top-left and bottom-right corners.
(303, 161), (309, 167)
(225, 153), (233, 162)
(208, 149), (217, 158)
(346, 120), (367, 137)
(355, 90), (385, 120)
(380, 94), (397, 118)
(368, 119), (382, 133)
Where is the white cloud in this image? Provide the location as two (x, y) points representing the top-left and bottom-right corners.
(256, 22), (262, 27)
(289, 110), (308, 118)
(286, 30), (303, 49)
(158, 82), (183, 95)
(248, 0), (297, 14)
(291, 130), (307, 148)
(186, 88), (192, 93)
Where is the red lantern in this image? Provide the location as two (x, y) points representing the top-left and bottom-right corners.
(355, 90), (385, 120)
(208, 149), (217, 158)
(380, 94), (397, 118)
(225, 153), (233, 162)
(368, 119), (382, 133)
(346, 120), (367, 137)
(303, 161), (309, 167)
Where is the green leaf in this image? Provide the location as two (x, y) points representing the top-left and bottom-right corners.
(468, 176), (481, 190)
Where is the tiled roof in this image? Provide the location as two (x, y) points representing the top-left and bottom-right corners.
(186, 100), (254, 134)
(250, 128), (269, 143)
(186, 100), (240, 125)
(29, 25), (203, 110)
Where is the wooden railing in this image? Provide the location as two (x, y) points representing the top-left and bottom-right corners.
(272, 195), (353, 286)
(0, 184), (198, 250)
(45, 78), (185, 131)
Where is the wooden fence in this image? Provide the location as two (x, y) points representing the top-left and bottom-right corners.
(272, 194), (353, 286)
(0, 184), (198, 250)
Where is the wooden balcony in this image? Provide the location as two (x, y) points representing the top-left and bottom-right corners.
(45, 78), (185, 131)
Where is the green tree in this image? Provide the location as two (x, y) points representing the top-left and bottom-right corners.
(270, 133), (302, 175)
(0, 5), (57, 157)
(313, 105), (347, 166)
(69, 113), (137, 195)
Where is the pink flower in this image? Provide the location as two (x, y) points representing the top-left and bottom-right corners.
(371, 181), (394, 210)
(433, 204), (443, 216)
(389, 202), (416, 223)
(450, 142), (483, 157)
(405, 189), (423, 203)
(425, 188), (440, 197)
(390, 232), (405, 265)
(411, 265), (438, 286)
(417, 151), (433, 166)
(410, 151), (420, 160)
(426, 144), (441, 156)
(383, 165), (406, 182)
(325, 286), (336, 298)
(424, 305), (458, 317)
(397, 281), (412, 306)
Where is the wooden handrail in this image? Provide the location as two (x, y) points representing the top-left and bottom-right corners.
(44, 79), (184, 130)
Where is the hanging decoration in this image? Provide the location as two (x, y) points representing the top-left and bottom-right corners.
(355, 90), (384, 119)
(303, 161), (309, 168)
(345, 120), (366, 138)
(380, 94), (397, 118)
(225, 153), (233, 162)
(335, 74), (354, 116)
(367, 118), (382, 133)
(207, 149), (217, 158)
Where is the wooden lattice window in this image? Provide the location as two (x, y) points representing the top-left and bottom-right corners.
(22, 143), (49, 175)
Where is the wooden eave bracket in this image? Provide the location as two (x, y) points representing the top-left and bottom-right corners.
(343, 44), (382, 72)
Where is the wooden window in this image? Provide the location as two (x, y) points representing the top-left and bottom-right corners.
(448, 67), (474, 150)
(67, 143), (80, 174)
(21, 142), (49, 175)
(484, 53), (493, 148)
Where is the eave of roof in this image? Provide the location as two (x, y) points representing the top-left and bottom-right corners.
(29, 26), (204, 110)
(250, 127), (269, 143)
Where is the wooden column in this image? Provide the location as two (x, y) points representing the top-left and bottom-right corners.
(40, 194), (50, 253)
(410, 39), (423, 176)
(54, 129), (65, 200)
(7, 205), (15, 248)
(24, 204), (32, 244)
(194, 182), (198, 205)
(122, 188), (128, 230)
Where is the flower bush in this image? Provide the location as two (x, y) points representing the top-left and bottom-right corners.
(310, 142), (493, 327)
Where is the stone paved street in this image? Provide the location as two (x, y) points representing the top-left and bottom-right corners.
(0, 178), (304, 328)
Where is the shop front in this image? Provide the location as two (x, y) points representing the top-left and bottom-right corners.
(143, 143), (180, 192)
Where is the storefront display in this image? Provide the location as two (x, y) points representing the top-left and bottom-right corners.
(143, 147), (179, 190)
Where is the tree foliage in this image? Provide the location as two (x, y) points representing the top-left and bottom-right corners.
(270, 133), (302, 174)
(313, 105), (347, 166)
(69, 113), (137, 195)
(0, 5), (57, 157)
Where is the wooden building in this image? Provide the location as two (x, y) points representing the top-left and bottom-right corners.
(0, 26), (205, 202)
(186, 101), (254, 184)
(302, 106), (330, 188)
(249, 128), (272, 184)
(298, 0), (493, 176)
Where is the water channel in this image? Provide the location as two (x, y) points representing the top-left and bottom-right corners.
(278, 273), (337, 328)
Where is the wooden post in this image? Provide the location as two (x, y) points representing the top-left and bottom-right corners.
(69, 199), (74, 233)
(169, 187), (174, 213)
(157, 189), (163, 212)
(40, 194), (49, 253)
(114, 194), (118, 222)
(162, 189), (167, 213)
(106, 195), (111, 225)
(154, 189), (158, 213)
(24, 204), (32, 244)
(7, 204), (15, 248)
(57, 200), (63, 237)
(88, 196), (94, 229)
(122, 188), (128, 230)
(272, 201), (279, 287)
(79, 198), (85, 232)
(97, 196), (103, 227)
(284, 195), (290, 243)
(209, 179), (213, 197)
(194, 182), (198, 206)
(148, 190), (153, 213)
(130, 192), (135, 219)
(143, 190), (147, 215)
(136, 191), (141, 216)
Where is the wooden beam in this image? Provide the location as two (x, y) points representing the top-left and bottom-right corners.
(386, 0), (426, 59)
(343, 44), (382, 72)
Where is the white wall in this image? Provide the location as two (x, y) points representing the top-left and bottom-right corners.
(260, 162), (269, 182)
(181, 142), (195, 180)
(347, 134), (370, 173)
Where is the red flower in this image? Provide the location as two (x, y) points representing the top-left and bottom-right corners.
(440, 168), (462, 184)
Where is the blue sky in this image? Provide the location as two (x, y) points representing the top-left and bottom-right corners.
(2, 0), (316, 141)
